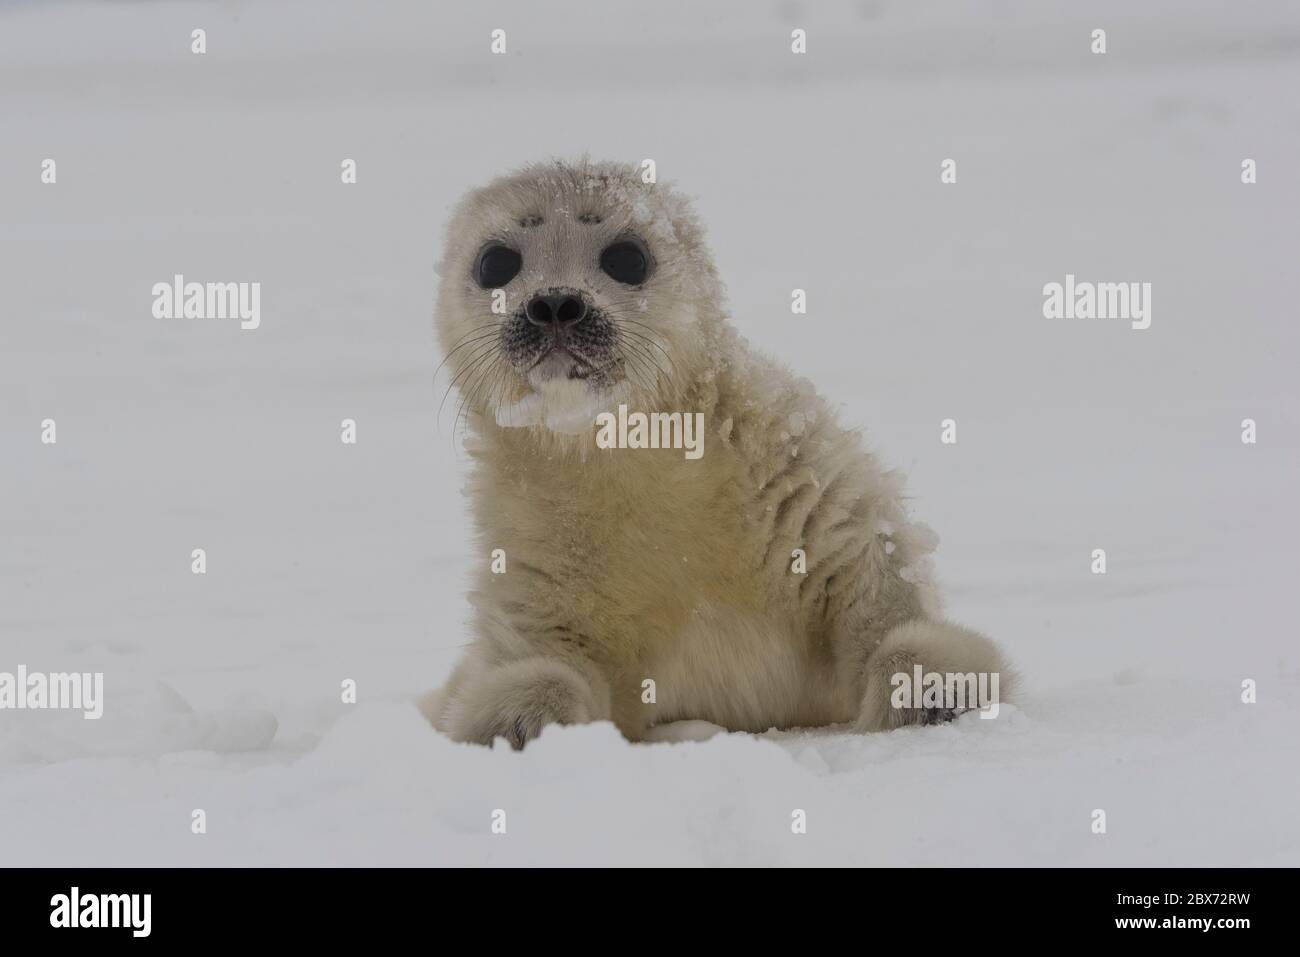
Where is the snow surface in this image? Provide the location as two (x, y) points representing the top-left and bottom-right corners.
(2, 0), (1299, 866)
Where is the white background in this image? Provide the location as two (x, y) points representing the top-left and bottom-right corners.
(1, 0), (1297, 865)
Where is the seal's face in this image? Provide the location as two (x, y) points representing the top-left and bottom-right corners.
(436, 161), (720, 430)
(476, 226), (652, 392)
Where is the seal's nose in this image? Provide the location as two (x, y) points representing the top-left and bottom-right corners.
(525, 292), (588, 328)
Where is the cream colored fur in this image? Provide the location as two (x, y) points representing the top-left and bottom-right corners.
(427, 159), (1016, 748)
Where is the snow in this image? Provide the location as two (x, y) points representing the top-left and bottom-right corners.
(2, 0), (1299, 866)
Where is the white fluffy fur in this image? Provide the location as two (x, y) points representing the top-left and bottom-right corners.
(427, 159), (1016, 748)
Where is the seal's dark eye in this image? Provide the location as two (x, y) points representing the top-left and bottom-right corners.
(600, 241), (648, 285)
(476, 245), (522, 288)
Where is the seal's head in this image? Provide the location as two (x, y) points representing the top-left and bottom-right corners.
(435, 159), (723, 432)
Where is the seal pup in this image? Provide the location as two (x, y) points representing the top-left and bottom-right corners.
(426, 159), (1015, 748)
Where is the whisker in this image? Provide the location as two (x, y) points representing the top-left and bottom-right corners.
(438, 340), (501, 425)
(485, 363), (515, 428)
(614, 351), (653, 400)
(614, 319), (677, 372)
(432, 326), (502, 385)
(611, 326), (678, 403)
(617, 337), (664, 391)
(613, 334), (667, 404)
(453, 355), (501, 453)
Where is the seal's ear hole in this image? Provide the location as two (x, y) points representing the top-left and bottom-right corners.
(600, 239), (649, 285)
(578, 213), (603, 225)
(476, 245), (522, 288)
